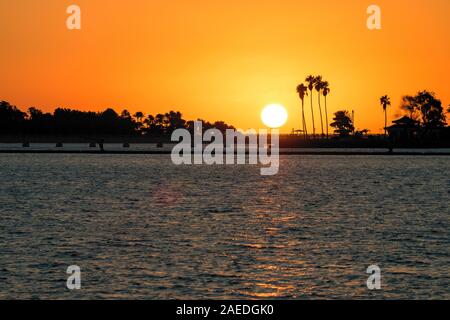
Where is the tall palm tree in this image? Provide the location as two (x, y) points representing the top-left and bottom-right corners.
(314, 76), (324, 136)
(321, 81), (330, 138)
(380, 95), (391, 137)
(305, 75), (316, 137)
(296, 83), (309, 138)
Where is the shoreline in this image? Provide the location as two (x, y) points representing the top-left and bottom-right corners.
(1, 150), (449, 156)
(1, 137), (449, 149)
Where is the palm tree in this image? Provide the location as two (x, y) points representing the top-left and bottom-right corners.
(305, 75), (316, 137)
(321, 81), (330, 138)
(314, 76), (324, 136)
(296, 83), (309, 138)
(380, 95), (391, 137)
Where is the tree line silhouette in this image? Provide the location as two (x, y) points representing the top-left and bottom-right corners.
(0, 101), (235, 136)
(327, 91), (448, 138)
(397, 91), (447, 128)
(295, 75), (448, 139)
(379, 91), (447, 130)
(1, 87), (448, 140)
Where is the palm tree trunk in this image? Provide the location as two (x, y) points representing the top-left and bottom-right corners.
(384, 109), (387, 137)
(300, 103), (304, 138)
(303, 113), (307, 139)
(318, 94), (324, 136)
(324, 96), (329, 138)
(302, 100), (307, 139)
(310, 90), (315, 137)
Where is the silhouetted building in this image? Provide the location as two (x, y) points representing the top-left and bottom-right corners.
(387, 116), (420, 141)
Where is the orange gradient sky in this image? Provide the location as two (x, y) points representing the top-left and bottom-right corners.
(1, 0), (449, 133)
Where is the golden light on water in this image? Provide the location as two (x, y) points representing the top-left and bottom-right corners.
(261, 104), (288, 129)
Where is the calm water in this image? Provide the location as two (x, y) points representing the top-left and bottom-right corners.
(0, 154), (448, 299)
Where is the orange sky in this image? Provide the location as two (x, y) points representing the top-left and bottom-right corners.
(1, 0), (449, 133)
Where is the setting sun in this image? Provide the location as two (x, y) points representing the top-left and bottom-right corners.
(261, 104), (288, 129)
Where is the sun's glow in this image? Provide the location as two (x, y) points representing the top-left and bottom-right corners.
(261, 104), (288, 129)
